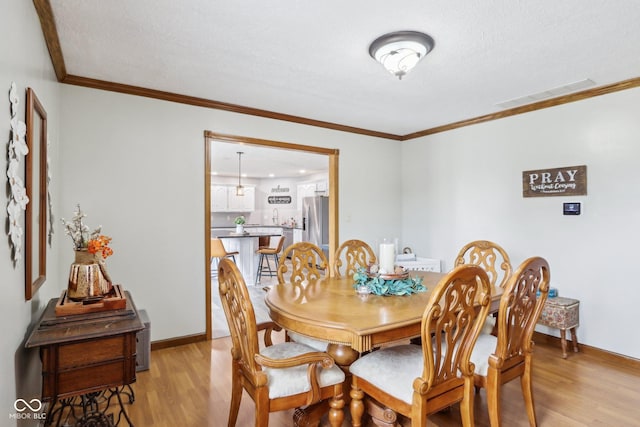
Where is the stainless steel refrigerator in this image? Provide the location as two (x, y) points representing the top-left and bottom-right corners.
(302, 196), (329, 258)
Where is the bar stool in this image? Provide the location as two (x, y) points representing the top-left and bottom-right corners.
(210, 238), (239, 277)
(258, 235), (270, 250)
(255, 235), (285, 284)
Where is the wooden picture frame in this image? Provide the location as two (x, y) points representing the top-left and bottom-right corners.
(25, 88), (48, 300)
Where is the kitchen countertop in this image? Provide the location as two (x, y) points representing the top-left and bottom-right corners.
(211, 225), (303, 230)
(213, 231), (282, 238)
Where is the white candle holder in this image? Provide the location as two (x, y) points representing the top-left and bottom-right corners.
(379, 240), (396, 274)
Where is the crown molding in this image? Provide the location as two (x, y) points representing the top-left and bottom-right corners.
(402, 77), (640, 140)
(34, 0), (640, 141)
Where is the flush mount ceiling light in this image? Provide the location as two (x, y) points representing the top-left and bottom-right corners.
(236, 151), (244, 196)
(369, 31), (435, 80)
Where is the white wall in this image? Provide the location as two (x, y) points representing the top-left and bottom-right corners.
(401, 87), (640, 358)
(0, 2), (64, 425)
(4, 7), (638, 420)
(59, 85), (402, 342)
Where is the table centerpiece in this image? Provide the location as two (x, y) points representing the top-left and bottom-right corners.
(353, 265), (425, 296)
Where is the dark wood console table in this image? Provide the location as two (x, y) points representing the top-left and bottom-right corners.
(26, 291), (144, 426)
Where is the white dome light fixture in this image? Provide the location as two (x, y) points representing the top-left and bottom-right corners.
(369, 31), (435, 80)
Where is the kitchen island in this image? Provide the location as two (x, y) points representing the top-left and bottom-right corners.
(212, 230), (282, 285)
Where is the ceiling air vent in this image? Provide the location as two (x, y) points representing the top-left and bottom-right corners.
(495, 78), (596, 109)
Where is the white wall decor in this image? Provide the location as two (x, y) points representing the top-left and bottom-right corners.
(47, 135), (54, 246)
(6, 82), (29, 264)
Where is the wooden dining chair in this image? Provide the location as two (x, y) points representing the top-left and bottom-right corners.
(349, 264), (492, 427)
(470, 256), (550, 427)
(277, 242), (331, 351)
(454, 240), (512, 288)
(217, 258), (346, 427)
(277, 241), (329, 285)
(333, 239), (376, 278)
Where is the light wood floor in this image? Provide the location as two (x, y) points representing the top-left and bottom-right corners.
(123, 332), (640, 427)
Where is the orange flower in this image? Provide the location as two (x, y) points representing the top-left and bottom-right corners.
(87, 235), (114, 258)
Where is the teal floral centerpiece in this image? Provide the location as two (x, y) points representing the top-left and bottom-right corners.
(353, 266), (425, 296)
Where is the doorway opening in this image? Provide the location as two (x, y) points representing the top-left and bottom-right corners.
(204, 131), (339, 339)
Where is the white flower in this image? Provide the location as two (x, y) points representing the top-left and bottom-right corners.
(6, 159), (29, 209)
(13, 185), (29, 210)
(7, 200), (23, 260)
(9, 82), (19, 118)
(10, 117), (28, 157)
(61, 204), (102, 249)
(7, 158), (20, 187)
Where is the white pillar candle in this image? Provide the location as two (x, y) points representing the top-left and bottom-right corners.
(379, 242), (396, 274)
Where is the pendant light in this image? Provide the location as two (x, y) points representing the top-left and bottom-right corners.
(236, 152), (245, 196)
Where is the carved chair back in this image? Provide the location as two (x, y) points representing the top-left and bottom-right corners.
(454, 240), (512, 288)
(218, 258), (261, 377)
(278, 242), (328, 284)
(493, 256), (550, 363)
(470, 256), (550, 427)
(333, 239), (376, 278)
(420, 264), (492, 394)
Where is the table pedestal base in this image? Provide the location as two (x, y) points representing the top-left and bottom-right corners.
(327, 343), (359, 368)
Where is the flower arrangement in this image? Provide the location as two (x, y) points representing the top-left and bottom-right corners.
(61, 204), (114, 258)
(353, 267), (425, 296)
(234, 215), (246, 225)
(87, 235), (114, 258)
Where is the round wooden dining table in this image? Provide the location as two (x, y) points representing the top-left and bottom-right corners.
(265, 271), (503, 367)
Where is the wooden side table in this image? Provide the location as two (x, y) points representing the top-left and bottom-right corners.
(537, 296), (580, 358)
(26, 291), (144, 426)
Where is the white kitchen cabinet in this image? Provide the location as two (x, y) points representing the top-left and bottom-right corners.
(212, 185), (255, 212)
(293, 228), (303, 243)
(211, 185), (229, 212)
(228, 186), (255, 211)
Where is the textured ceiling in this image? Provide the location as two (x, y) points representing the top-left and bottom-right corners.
(48, 0), (640, 138)
(210, 140), (328, 179)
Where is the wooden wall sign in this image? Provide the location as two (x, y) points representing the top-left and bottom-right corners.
(522, 165), (587, 197)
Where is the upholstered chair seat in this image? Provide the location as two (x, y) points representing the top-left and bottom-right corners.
(286, 331), (329, 352)
(260, 341), (345, 399)
(350, 344), (423, 405)
(469, 334), (497, 376)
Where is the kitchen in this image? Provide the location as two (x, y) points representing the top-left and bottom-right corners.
(209, 140), (330, 284)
